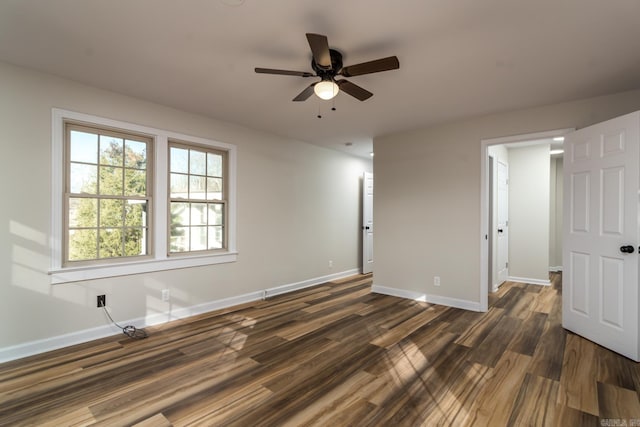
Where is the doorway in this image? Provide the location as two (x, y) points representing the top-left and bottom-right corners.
(480, 128), (574, 311)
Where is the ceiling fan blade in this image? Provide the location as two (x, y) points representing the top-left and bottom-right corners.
(293, 83), (317, 101)
(340, 56), (399, 77)
(255, 67), (314, 77)
(336, 80), (373, 101)
(306, 33), (332, 70)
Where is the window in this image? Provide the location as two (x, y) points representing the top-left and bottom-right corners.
(65, 123), (152, 264)
(169, 142), (227, 253)
(51, 109), (237, 284)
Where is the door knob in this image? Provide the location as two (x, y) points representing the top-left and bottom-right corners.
(497, 228), (504, 233)
(620, 245), (635, 254)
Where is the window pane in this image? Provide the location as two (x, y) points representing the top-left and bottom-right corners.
(170, 173), (188, 198)
(99, 166), (123, 195)
(170, 147), (188, 173)
(207, 153), (223, 177)
(189, 176), (206, 199)
(69, 197), (97, 228)
(208, 203), (223, 226)
(190, 150), (206, 175)
(99, 136), (124, 166)
(208, 226), (223, 249)
(70, 163), (97, 194)
(191, 203), (207, 226)
(124, 228), (147, 256)
(125, 201), (147, 227)
(69, 229), (97, 260)
(125, 140), (147, 169)
(65, 122), (154, 264)
(206, 177), (223, 200)
(170, 226), (189, 252)
(170, 202), (189, 226)
(191, 226), (207, 251)
(166, 142), (228, 255)
(99, 199), (123, 227)
(70, 131), (98, 164)
(99, 228), (123, 258)
(124, 169), (146, 196)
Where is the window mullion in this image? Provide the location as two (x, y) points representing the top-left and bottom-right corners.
(154, 135), (168, 260)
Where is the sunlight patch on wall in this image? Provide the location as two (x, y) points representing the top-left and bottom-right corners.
(11, 245), (49, 294)
(51, 282), (90, 306)
(10, 220), (47, 246)
(11, 263), (49, 294)
(143, 276), (188, 322)
(10, 220), (50, 294)
(145, 293), (171, 322)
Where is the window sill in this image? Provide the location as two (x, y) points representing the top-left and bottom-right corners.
(49, 252), (238, 284)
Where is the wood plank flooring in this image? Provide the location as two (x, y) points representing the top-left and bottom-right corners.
(1, 273), (640, 426)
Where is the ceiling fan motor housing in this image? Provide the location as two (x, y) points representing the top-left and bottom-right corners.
(312, 49), (343, 79)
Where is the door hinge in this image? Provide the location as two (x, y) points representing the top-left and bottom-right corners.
(505, 262), (509, 268)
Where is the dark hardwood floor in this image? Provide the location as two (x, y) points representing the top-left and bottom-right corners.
(1, 273), (640, 426)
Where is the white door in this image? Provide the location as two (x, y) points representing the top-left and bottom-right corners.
(362, 172), (374, 274)
(563, 111), (639, 361)
(496, 160), (509, 286)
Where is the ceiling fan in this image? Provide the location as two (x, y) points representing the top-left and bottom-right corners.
(255, 33), (400, 102)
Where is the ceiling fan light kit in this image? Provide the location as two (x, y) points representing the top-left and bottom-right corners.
(255, 33), (399, 103)
(314, 79), (339, 100)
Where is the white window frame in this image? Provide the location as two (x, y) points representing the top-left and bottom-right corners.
(50, 109), (237, 284)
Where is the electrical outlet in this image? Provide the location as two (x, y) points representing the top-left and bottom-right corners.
(328, 260), (333, 268)
(433, 276), (441, 287)
(161, 289), (170, 302)
(97, 294), (106, 307)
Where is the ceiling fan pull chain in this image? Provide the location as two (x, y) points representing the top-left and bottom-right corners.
(317, 103), (322, 119)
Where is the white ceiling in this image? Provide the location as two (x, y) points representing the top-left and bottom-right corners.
(1, 0), (640, 158)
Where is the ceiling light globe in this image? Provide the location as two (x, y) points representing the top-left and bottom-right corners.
(314, 80), (339, 100)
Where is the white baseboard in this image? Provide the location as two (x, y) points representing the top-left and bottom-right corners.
(371, 285), (428, 302)
(508, 276), (551, 286)
(265, 268), (360, 298)
(0, 268), (360, 364)
(426, 294), (482, 312)
(0, 323), (123, 364)
(371, 285), (482, 312)
(549, 266), (563, 272)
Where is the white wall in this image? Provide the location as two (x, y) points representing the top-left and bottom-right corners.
(507, 144), (550, 283)
(549, 156), (563, 270)
(0, 61), (371, 358)
(374, 89), (640, 308)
